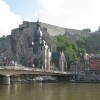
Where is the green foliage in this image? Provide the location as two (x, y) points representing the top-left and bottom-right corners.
(0, 35), (6, 41)
(42, 32), (57, 51)
(55, 35), (78, 66)
(55, 33), (100, 64)
(76, 33), (100, 54)
(44, 32), (100, 66)
(81, 28), (91, 33)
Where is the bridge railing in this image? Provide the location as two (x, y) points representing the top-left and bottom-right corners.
(0, 66), (73, 75)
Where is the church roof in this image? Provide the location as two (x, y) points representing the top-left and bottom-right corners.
(52, 52), (61, 59)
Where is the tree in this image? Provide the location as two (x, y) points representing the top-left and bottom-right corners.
(56, 35), (78, 67)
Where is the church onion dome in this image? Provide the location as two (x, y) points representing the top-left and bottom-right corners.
(37, 27), (42, 37)
(36, 20), (43, 37)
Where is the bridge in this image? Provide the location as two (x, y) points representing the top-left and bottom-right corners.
(0, 66), (75, 84)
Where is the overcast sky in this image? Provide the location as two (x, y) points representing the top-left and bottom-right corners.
(0, 0), (100, 36)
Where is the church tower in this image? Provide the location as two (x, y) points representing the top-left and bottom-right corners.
(33, 20), (42, 53)
(32, 20), (51, 70)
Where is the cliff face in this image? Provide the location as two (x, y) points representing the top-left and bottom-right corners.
(0, 21), (85, 65)
(0, 36), (12, 62)
(10, 21), (37, 64)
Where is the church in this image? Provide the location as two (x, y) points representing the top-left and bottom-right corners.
(28, 20), (67, 72)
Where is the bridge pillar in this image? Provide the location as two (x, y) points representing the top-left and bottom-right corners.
(3, 75), (10, 85)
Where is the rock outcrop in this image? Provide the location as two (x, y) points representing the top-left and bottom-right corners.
(0, 21), (88, 65)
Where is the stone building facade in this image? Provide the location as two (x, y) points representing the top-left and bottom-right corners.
(27, 20), (67, 71)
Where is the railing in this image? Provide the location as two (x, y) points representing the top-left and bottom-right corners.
(0, 66), (72, 75)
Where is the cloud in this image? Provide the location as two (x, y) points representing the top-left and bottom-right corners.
(37, 0), (66, 25)
(0, 0), (22, 37)
(37, 0), (100, 31)
(1, 0), (100, 35)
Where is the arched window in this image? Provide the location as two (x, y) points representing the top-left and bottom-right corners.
(33, 58), (38, 67)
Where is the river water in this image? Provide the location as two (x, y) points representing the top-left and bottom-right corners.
(0, 83), (100, 100)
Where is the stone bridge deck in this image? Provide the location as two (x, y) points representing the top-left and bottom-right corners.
(0, 66), (73, 76)
(0, 66), (75, 85)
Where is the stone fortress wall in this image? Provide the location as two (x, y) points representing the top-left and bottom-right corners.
(17, 21), (82, 36)
(40, 22), (81, 36)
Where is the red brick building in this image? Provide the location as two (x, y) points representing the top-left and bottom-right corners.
(89, 58), (100, 70)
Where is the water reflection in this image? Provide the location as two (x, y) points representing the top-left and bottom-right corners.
(0, 85), (10, 99)
(0, 83), (100, 100)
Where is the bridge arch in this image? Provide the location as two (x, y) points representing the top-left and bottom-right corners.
(0, 74), (10, 84)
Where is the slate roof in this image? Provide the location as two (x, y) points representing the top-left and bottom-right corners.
(52, 52), (61, 60)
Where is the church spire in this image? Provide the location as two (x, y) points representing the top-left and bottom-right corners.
(34, 16), (42, 45)
(38, 12), (39, 22)
(37, 12), (40, 27)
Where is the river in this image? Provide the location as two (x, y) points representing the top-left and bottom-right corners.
(0, 83), (100, 100)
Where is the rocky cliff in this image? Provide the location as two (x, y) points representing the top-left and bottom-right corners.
(0, 21), (89, 65)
